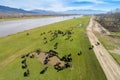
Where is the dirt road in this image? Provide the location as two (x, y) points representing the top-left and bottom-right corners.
(86, 17), (120, 80)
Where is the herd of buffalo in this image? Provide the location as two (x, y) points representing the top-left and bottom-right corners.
(21, 28), (100, 77)
(21, 49), (76, 77)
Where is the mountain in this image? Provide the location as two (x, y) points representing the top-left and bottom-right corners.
(0, 5), (57, 15)
(30, 9), (57, 15)
(0, 5), (33, 14)
(62, 9), (106, 14)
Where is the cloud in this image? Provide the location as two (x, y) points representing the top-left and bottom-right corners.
(46, 5), (93, 11)
(35, 0), (94, 11)
(74, 0), (105, 4)
(38, 0), (94, 11)
(0, 0), (119, 11)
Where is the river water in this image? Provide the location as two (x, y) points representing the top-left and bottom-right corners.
(0, 15), (82, 37)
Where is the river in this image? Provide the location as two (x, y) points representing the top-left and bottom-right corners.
(0, 15), (82, 37)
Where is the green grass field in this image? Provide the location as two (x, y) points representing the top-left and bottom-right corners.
(111, 53), (120, 64)
(110, 32), (120, 38)
(0, 16), (106, 80)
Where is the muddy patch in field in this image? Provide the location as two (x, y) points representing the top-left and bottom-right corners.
(35, 52), (66, 67)
(35, 52), (66, 66)
(28, 50), (72, 72)
(35, 50), (71, 68)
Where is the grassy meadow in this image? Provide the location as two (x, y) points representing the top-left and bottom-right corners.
(0, 16), (106, 80)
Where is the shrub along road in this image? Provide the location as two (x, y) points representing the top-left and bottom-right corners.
(87, 17), (120, 80)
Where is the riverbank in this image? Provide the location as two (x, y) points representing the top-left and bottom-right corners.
(0, 15), (82, 37)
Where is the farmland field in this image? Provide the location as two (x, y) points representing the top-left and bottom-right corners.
(0, 16), (106, 80)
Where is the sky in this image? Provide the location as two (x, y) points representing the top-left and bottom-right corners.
(0, 0), (120, 11)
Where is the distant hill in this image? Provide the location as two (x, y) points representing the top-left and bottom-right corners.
(30, 9), (57, 15)
(0, 5), (57, 15)
(0, 5), (33, 14)
(62, 9), (106, 14)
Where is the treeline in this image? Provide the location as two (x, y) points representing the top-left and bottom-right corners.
(95, 8), (120, 32)
(0, 13), (74, 19)
(0, 14), (42, 19)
